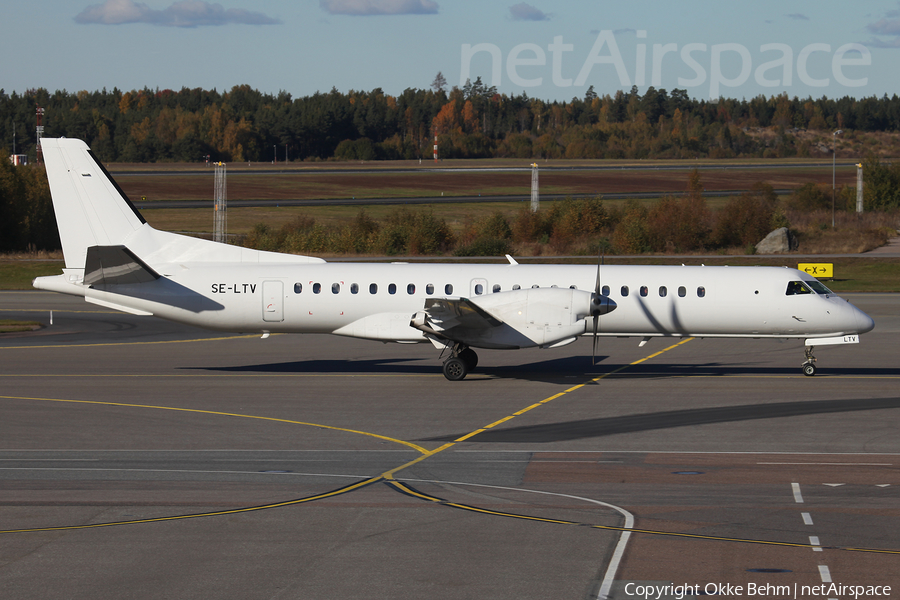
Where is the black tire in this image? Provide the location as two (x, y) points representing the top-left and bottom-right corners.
(442, 357), (467, 381)
(458, 348), (478, 371)
(802, 363), (817, 377)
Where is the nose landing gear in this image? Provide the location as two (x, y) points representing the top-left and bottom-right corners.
(802, 345), (817, 376)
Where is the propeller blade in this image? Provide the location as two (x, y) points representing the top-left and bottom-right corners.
(592, 244), (603, 366)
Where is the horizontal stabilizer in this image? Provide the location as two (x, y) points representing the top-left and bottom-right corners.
(85, 296), (154, 316)
(84, 245), (160, 286)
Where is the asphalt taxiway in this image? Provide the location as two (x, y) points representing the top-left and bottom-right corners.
(1, 291), (898, 599)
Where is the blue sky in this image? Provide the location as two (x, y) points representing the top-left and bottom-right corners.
(4, 0), (900, 102)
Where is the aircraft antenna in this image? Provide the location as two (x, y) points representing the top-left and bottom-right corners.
(213, 162), (227, 243)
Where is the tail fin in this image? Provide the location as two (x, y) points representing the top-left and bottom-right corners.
(41, 138), (145, 269)
(40, 137), (325, 274)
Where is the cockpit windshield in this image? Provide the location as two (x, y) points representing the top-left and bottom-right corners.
(786, 280), (833, 296)
(786, 281), (812, 295)
(805, 279), (833, 295)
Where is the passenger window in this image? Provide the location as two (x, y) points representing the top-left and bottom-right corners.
(369, 283), (378, 294)
(697, 286), (706, 298)
(532, 284), (539, 288)
(313, 283), (321, 294)
(640, 286), (648, 297)
(678, 286), (686, 297)
(293, 283), (302, 294)
(659, 286), (667, 297)
(332, 283), (340, 294)
(445, 283), (453, 294)
(493, 284), (501, 293)
(786, 281), (812, 295)
(407, 283), (415, 295)
(475, 284), (484, 295)
(601, 285), (610, 296)
(621, 285), (629, 297)
(512, 284), (521, 290)
(426, 284), (434, 295)
(350, 283), (359, 294)
(389, 283), (397, 295)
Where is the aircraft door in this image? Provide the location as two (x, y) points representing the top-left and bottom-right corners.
(262, 281), (284, 322)
(470, 278), (488, 297)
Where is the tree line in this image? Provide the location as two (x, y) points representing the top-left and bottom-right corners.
(3, 83), (900, 163)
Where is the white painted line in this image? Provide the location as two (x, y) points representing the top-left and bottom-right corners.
(818, 565), (832, 583)
(531, 460), (623, 464)
(802, 512), (813, 525)
(810, 536), (822, 551)
(395, 477), (634, 600)
(823, 483), (845, 487)
(0, 459), (99, 462)
(758, 462), (891, 466)
(792, 482), (804, 503)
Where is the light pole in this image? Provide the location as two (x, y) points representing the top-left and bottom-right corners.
(832, 129), (842, 228)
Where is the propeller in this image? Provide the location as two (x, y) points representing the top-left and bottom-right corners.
(591, 248), (604, 365)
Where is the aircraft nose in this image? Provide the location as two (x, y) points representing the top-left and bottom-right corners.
(854, 304), (875, 334)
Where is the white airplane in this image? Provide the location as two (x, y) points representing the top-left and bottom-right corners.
(33, 138), (874, 380)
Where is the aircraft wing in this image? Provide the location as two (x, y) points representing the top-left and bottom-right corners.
(411, 287), (603, 350)
(415, 297), (502, 331)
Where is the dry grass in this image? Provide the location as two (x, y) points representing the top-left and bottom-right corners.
(786, 209), (899, 253)
(0, 320), (42, 333)
(0, 250), (64, 260)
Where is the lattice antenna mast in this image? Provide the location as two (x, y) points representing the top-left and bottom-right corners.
(530, 162), (539, 212)
(36, 107), (45, 163)
(213, 162), (227, 243)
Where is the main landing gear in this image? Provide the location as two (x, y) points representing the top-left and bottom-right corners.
(802, 345), (817, 377)
(442, 344), (478, 381)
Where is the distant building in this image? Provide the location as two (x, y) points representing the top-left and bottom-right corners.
(9, 154), (28, 166)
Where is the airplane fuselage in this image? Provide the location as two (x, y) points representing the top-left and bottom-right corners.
(48, 262), (872, 344)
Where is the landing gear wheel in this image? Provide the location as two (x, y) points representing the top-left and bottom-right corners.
(458, 348), (478, 371)
(802, 345), (817, 377)
(442, 357), (468, 381)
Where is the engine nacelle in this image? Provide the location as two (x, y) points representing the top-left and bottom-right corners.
(466, 287), (616, 349)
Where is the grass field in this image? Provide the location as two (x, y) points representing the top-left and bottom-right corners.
(118, 165), (859, 204)
(106, 157), (856, 173)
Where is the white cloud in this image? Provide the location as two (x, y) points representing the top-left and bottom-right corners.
(319, 0), (439, 16)
(868, 18), (900, 36)
(867, 2), (900, 49)
(74, 0), (281, 27)
(509, 2), (550, 21)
